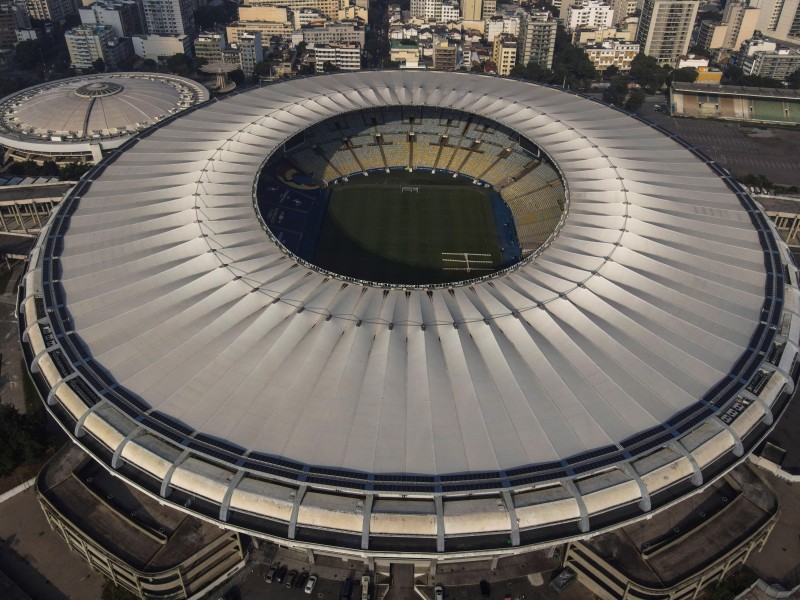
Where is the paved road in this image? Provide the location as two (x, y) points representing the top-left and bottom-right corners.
(0, 488), (104, 599)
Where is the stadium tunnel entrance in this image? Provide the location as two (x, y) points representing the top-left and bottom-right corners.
(254, 106), (568, 287)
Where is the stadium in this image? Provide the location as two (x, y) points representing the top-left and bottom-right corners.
(0, 73), (209, 166)
(18, 71), (800, 567)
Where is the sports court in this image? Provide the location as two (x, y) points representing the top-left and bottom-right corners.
(314, 171), (503, 285)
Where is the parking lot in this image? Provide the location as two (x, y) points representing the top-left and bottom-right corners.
(635, 94), (800, 186)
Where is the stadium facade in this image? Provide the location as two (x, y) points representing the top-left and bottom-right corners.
(0, 73), (209, 166)
(18, 71), (800, 567)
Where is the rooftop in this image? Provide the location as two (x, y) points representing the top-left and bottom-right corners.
(0, 73), (208, 146)
(580, 465), (777, 587)
(672, 83), (800, 99)
(37, 445), (236, 572)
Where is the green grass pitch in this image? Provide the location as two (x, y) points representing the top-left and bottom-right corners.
(314, 171), (502, 285)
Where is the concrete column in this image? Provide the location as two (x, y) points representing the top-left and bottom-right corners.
(491, 555), (499, 571)
(669, 441), (703, 486)
(288, 485), (307, 540)
(306, 548), (315, 565)
(160, 450), (190, 498)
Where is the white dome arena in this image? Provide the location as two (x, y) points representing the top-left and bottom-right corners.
(0, 73), (209, 165)
(19, 71), (800, 559)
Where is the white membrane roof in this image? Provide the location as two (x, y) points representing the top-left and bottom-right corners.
(55, 72), (766, 476)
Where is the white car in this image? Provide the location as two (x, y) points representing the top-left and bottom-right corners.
(305, 574), (318, 594)
(435, 585), (444, 600)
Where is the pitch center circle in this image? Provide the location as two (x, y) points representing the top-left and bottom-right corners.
(254, 106), (568, 287)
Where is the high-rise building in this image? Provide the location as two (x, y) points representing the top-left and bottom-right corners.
(636, 0), (699, 64)
(460, 0), (477, 20)
(79, 0), (145, 38)
(25, 0), (74, 23)
(246, 0), (338, 20)
(567, 0), (614, 31)
(66, 23), (129, 69)
(226, 20), (292, 45)
(491, 32), (517, 74)
(194, 30), (225, 63)
(311, 41), (361, 70)
(410, 0), (441, 20)
(749, 0), (800, 43)
(441, 1), (459, 21)
(140, 0), (195, 37)
(132, 33), (192, 59)
(517, 10), (557, 69)
(300, 21), (365, 46)
(697, 0), (760, 51)
(736, 36), (800, 79)
(432, 38), (459, 69)
(236, 30), (263, 75)
(0, 4), (19, 49)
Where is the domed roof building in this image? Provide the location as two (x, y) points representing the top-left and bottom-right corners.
(0, 73), (209, 166)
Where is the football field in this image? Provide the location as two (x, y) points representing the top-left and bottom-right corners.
(314, 171), (502, 285)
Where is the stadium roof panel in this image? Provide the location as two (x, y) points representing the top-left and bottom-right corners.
(18, 73), (799, 556)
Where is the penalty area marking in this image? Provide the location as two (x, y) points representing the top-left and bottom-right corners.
(442, 252), (494, 272)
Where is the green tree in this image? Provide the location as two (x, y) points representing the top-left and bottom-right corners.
(228, 68), (245, 85)
(624, 89), (646, 112)
(603, 65), (620, 80)
(15, 40), (43, 70)
(603, 75), (628, 105)
(0, 404), (47, 476)
(58, 162), (93, 181)
(322, 60), (341, 72)
(253, 60), (273, 77)
(164, 52), (190, 75)
(629, 53), (667, 92)
(788, 69), (800, 89)
(92, 57), (106, 73)
(671, 67), (698, 83)
(194, 5), (230, 30)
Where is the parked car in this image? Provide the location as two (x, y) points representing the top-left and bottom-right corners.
(274, 565), (287, 584)
(479, 579), (491, 599)
(305, 574), (318, 594)
(285, 570), (298, 588)
(264, 566), (277, 583)
(296, 571), (310, 589)
(435, 584), (444, 600)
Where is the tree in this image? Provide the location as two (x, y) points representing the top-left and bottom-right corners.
(603, 75), (628, 105)
(15, 40), (43, 70)
(624, 89), (646, 112)
(788, 69), (800, 90)
(92, 57), (106, 73)
(0, 404), (47, 475)
(253, 61), (273, 77)
(229, 68), (245, 85)
(58, 162), (93, 181)
(165, 52), (190, 75)
(140, 58), (158, 71)
(604, 65), (620, 80)
(629, 53), (667, 92)
(194, 5), (230, 30)
(671, 67), (698, 83)
(322, 60), (341, 72)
